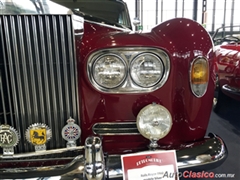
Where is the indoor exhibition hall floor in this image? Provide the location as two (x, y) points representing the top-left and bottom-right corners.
(181, 98), (240, 180)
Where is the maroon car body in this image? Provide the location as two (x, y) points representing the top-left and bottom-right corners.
(213, 26), (240, 110)
(0, 0), (227, 179)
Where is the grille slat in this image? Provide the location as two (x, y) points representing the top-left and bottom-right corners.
(52, 15), (65, 147)
(0, 14), (80, 153)
(38, 16), (52, 126)
(93, 123), (140, 135)
(17, 15), (32, 139)
(60, 15), (71, 118)
(31, 15), (45, 123)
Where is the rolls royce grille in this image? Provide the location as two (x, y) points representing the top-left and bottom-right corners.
(0, 14), (79, 154)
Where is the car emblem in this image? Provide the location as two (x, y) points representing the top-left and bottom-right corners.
(61, 117), (81, 148)
(0, 124), (20, 155)
(25, 123), (52, 151)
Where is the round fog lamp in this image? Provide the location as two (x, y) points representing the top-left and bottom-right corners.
(137, 104), (172, 141)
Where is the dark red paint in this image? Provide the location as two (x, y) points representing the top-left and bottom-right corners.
(76, 18), (215, 153)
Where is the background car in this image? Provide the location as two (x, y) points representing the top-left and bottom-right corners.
(213, 26), (240, 111)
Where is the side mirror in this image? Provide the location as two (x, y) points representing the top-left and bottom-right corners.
(133, 17), (140, 26)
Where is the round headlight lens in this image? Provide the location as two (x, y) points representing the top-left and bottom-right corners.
(130, 53), (164, 87)
(93, 54), (127, 89)
(137, 104), (172, 140)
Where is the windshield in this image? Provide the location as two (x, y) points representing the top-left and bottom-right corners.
(212, 26), (240, 45)
(51, 0), (132, 30)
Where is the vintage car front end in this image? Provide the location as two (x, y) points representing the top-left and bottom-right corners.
(0, 0), (227, 179)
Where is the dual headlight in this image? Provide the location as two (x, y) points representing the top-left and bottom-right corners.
(88, 48), (170, 93)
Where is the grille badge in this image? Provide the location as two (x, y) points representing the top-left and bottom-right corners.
(25, 123), (52, 152)
(61, 117), (81, 148)
(0, 124), (19, 156)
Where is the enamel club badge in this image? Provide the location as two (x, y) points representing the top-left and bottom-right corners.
(0, 124), (19, 155)
(61, 117), (81, 148)
(25, 123), (52, 151)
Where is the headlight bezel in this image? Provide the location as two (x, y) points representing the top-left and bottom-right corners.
(130, 52), (165, 88)
(87, 47), (170, 93)
(92, 53), (127, 89)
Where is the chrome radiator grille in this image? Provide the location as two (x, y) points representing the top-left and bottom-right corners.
(0, 15), (79, 153)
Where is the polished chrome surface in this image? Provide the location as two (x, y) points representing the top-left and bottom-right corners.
(0, 145), (84, 159)
(0, 14), (80, 153)
(0, 133), (227, 179)
(85, 136), (105, 180)
(106, 133), (227, 178)
(87, 48), (171, 93)
(92, 122), (139, 135)
(0, 0), (72, 15)
(222, 84), (240, 95)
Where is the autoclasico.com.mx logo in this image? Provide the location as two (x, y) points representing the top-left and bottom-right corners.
(155, 171), (235, 179)
(181, 171), (235, 179)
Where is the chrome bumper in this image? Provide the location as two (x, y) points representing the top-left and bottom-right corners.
(222, 84), (240, 97)
(0, 133), (227, 179)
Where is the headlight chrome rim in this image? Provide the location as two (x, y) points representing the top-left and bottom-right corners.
(130, 53), (164, 88)
(92, 53), (127, 89)
(136, 103), (172, 141)
(87, 47), (171, 93)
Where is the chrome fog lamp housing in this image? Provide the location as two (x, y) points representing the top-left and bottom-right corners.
(130, 53), (164, 87)
(136, 103), (172, 149)
(92, 54), (127, 89)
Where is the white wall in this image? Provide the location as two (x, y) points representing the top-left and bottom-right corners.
(124, 0), (240, 32)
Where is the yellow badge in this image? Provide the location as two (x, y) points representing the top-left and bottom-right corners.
(30, 128), (46, 145)
(25, 123), (52, 151)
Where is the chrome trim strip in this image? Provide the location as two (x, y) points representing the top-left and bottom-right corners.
(84, 19), (131, 32)
(92, 122), (140, 135)
(0, 0), (73, 15)
(0, 146), (84, 159)
(222, 84), (240, 95)
(1, 155), (85, 179)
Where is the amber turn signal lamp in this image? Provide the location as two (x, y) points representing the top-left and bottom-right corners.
(191, 58), (209, 84)
(190, 57), (209, 97)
